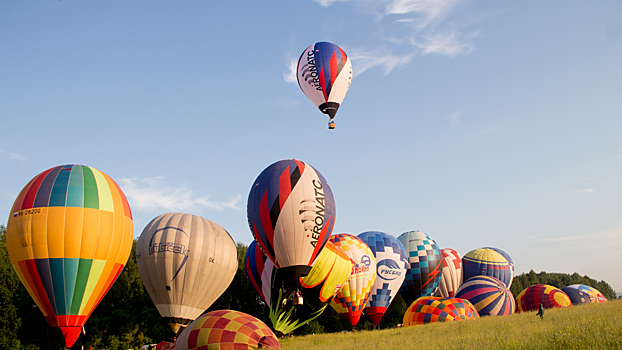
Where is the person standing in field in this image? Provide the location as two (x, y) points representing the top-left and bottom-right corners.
(536, 303), (544, 320)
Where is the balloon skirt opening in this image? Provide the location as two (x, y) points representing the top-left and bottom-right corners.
(366, 307), (387, 326)
(340, 312), (361, 328)
(60, 326), (81, 348)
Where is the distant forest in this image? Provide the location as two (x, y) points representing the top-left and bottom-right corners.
(0, 225), (617, 350)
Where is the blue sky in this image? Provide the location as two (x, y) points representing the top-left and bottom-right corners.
(1, 1), (620, 291)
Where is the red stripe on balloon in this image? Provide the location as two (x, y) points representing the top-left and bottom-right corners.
(278, 166), (291, 210)
(294, 159), (305, 174)
(319, 67), (328, 101)
(253, 222), (277, 268)
(19, 260), (56, 321)
(21, 167), (55, 210)
(330, 52), (338, 89)
(258, 190), (275, 255)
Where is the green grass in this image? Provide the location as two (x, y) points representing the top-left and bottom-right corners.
(279, 299), (622, 350)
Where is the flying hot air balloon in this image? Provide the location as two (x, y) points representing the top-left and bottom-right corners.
(247, 159), (336, 297)
(5, 164), (133, 348)
(397, 231), (443, 306)
(357, 231), (407, 327)
(329, 233), (376, 328)
(297, 41), (352, 129)
(136, 213), (238, 333)
(435, 248), (463, 298)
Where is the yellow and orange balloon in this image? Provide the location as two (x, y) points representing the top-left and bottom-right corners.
(6, 164), (133, 347)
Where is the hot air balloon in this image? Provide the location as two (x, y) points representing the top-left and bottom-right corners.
(136, 213), (238, 333)
(402, 296), (479, 327)
(397, 231), (443, 305)
(515, 284), (572, 312)
(297, 41), (352, 129)
(435, 248), (462, 298)
(482, 247), (514, 288)
(455, 276), (515, 316)
(329, 233), (376, 328)
(564, 284), (607, 303)
(174, 310), (281, 350)
(462, 248), (512, 288)
(244, 239), (351, 335)
(357, 231), (407, 327)
(560, 287), (592, 305)
(5, 164), (133, 347)
(247, 159), (336, 296)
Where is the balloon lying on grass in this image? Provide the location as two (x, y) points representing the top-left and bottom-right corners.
(455, 275), (515, 316)
(329, 233), (377, 328)
(398, 231), (443, 305)
(247, 159), (336, 296)
(297, 41), (352, 129)
(173, 310), (281, 350)
(560, 287), (592, 305)
(136, 213), (238, 333)
(515, 284), (572, 312)
(435, 248), (462, 298)
(564, 284), (607, 303)
(402, 296), (479, 327)
(462, 248), (512, 288)
(357, 231), (407, 326)
(6, 164), (134, 348)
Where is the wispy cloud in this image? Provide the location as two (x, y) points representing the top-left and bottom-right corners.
(536, 226), (621, 246)
(0, 150), (28, 162)
(118, 177), (242, 212)
(349, 50), (414, 75)
(574, 188), (596, 193)
(283, 58), (298, 83)
(448, 111), (462, 126)
(384, 0), (459, 30)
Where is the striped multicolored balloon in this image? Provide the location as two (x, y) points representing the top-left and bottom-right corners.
(455, 276), (515, 316)
(403, 296), (479, 327)
(564, 284), (607, 303)
(435, 248), (463, 298)
(560, 287), (592, 305)
(462, 248), (512, 288)
(6, 164), (133, 347)
(516, 284), (572, 312)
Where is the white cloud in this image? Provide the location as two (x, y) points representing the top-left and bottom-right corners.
(313, 0), (351, 6)
(118, 177), (242, 212)
(448, 111), (462, 126)
(283, 58), (297, 83)
(409, 30), (475, 56)
(384, 0), (459, 30)
(536, 226), (621, 246)
(349, 50), (414, 75)
(0, 150), (28, 162)
(574, 188), (596, 193)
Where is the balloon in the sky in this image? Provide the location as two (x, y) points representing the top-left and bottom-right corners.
(402, 296), (479, 327)
(247, 159), (336, 292)
(482, 247), (514, 288)
(455, 276), (515, 316)
(174, 310), (281, 350)
(5, 164), (134, 348)
(462, 248), (512, 288)
(329, 233), (376, 327)
(357, 231), (407, 326)
(136, 213), (238, 333)
(297, 41), (352, 129)
(564, 284), (607, 303)
(435, 248), (463, 298)
(560, 287), (592, 306)
(397, 231), (443, 305)
(515, 284), (572, 312)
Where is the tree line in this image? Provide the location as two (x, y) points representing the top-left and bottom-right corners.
(0, 225), (616, 350)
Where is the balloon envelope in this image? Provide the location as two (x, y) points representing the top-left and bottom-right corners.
(516, 284), (572, 312)
(397, 231), (443, 305)
(244, 240), (276, 306)
(247, 159), (336, 289)
(435, 248), (463, 298)
(136, 213), (238, 333)
(455, 276), (515, 316)
(297, 41), (352, 125)
(6, 164), (133, 347)
(329, 233), (376, 327)
(402, 296), (479, 327)
(462, 248), (512, 288)
(560, 287), (592, 305)
(482, 247), (514, 288)
(564, 284), (607, 303)
(358, 231), (407, 326)
(174, 310), (281, 350)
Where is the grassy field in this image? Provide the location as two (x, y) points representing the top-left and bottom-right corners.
(279, 299), (622, 350)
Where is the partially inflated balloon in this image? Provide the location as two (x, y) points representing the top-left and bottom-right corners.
(564, 284), (607, 303)
(455, 276), (515, 316)
(402, 297), (479, 327)
(136, 213), (237, 333)
(435, 248), (462, 298)
(329, 233), (376, 327)
(358, 231), (407, 326)
(174, 310), (281, 350)
(6, 164), (133, 347)
(398, 231), (443, 305)
(297, 41), (352, 129)
(247, 159), (336, 290)
(244, 240), (277, 306)
(560, 287), (592, 305)
(515, 284), (572, 312)
(462, 248), (512, 288)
